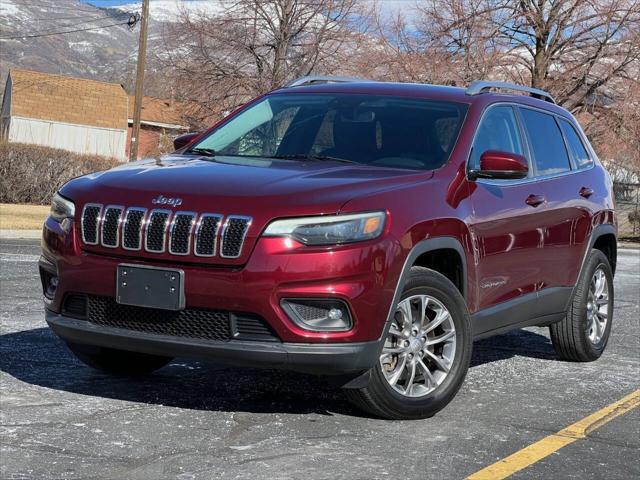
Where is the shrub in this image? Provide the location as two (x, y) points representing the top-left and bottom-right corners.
(0, 142), (119, 205)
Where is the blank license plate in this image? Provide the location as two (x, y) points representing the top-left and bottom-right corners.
(116, 264), (185, 311)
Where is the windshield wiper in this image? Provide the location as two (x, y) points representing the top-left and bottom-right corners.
(187, 147), (217, 157)
(271, 154), (359, 164)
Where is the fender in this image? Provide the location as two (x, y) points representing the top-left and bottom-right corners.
(341, 236), (467, 389)
(379, 236), (468, 344)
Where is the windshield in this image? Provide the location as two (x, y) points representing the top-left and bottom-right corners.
(191, 93), (468, 170)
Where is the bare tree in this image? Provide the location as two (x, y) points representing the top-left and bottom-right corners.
(412, 0), (640, 111)
(413, 0), (505, 85)
(159, 0), (361, 124)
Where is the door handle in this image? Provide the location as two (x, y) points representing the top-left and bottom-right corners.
(579, 186), (594, 198)
(525, 194), (545, 207)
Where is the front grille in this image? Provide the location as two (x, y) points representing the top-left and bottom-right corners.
(101, 206), (123, 247)
(79, 203), (251, 259)
(194, 214), (221, 257)
(123, 208), (146, 250)
(221, 216), (251, 258)
(81, 204), (101, 245)
(62, 294), (279, 343)
(145, 210), (170, 253)
(169, 212), (195, 255)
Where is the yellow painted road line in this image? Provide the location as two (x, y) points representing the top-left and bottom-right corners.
(466, 389), (640, 480)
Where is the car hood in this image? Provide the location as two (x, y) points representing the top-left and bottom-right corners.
(62, 154), (427, 214)
(61, 154), (428, 265)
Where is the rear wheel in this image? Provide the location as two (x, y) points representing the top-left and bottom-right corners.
(345, 267), (472, 419)
(66, 342), (173, 375)
(550, 249), (614, 362)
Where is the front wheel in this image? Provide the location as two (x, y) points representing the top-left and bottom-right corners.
(345, 267), (472, 420)
(66, 342), (173, 375)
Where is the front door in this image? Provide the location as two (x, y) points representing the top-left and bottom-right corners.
(467, 105), (549, 315)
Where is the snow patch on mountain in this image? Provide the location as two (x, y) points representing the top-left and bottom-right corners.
(115, 0), (225, 21)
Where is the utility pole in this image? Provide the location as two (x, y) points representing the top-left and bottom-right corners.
(129, 0), (150, 161)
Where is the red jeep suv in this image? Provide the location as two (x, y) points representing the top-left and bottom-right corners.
(41, 78), (617, 419)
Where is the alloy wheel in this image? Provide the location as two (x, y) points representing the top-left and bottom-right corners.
(586, 267), (609, 344)
(380, 294), (456, 398)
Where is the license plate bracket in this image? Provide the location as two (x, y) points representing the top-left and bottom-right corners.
(116, 264), (185, 311)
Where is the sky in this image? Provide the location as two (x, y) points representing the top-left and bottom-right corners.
(82, 0), (412, 9)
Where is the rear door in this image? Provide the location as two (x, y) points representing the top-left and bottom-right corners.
(517, 108), (594, 300)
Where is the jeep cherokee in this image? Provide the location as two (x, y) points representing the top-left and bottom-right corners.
(41, 78), (617, 419)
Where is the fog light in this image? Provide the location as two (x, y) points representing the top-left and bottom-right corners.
(39, 257), (58, 300)
(281, 298), (352, 332)
(45, 275), (58, 299)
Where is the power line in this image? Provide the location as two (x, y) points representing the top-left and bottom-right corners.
(30, 11), (134, 21)
(13, 1), (111, 15)
(0, 15), (140, 40)
(27, 13), (137, 35)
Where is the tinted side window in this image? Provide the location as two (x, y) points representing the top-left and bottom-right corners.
(520, 108), (571, 176)
(559, 118), (592, 169)
(470, 106), (524, 170)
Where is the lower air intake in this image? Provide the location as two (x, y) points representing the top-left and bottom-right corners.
(61, 294), (280, 343)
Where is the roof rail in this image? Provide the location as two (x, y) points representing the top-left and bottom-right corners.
(286, 75), (372, 87)
(466, 80), (556, 104)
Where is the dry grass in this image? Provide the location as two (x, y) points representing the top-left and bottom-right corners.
(0, 203), (50, 230)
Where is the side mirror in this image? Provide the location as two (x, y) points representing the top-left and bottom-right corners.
(173, 132), (200, 151)
(469, 150), (529, 180)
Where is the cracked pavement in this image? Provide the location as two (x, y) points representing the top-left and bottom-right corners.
(1, 240), (638, 479)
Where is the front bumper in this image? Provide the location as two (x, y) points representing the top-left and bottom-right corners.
(42, 217), (403, 344)
(46, 311), (381, 375)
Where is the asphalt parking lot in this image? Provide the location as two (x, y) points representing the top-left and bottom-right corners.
(1, 239), (638, 480)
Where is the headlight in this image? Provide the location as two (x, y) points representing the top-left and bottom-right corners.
(50, 192), (75, 223)
(263, 211), (386, 245)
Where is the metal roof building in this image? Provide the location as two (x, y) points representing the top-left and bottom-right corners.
(0, 69), (129, 160)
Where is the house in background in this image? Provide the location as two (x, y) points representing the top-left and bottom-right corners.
(126, 95), (191, 159)
(0, 69), (128, 160)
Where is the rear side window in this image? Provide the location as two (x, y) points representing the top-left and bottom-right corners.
(520, 108), (571, 176)
(559, 118), (593, 169)
(470, 106), (524, 170)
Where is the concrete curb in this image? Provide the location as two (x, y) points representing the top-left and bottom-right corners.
(0, 230), (41, 240)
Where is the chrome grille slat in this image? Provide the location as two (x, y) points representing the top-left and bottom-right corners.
(80, 204), (250, 260)
(221, 216), (252, 258)
(81, 204), (102, 245)
(122, 208), (146, 251)
(145, 209), (171, 253)
(100, 205), (124, 248)
(194, 214), (222, 257)
(169, 212), (196, 255)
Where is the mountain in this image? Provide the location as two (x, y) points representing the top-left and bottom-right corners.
(0, 0), (140, 88)
(0, 0), (225, 99)
(115, 1), (224, 22)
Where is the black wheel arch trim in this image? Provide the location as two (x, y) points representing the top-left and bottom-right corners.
(573, 224), (617, 296)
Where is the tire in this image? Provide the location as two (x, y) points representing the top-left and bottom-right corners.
(345, 267), (472, 420)
(66, 342), (173, 375)
(550, 249), (614, 362)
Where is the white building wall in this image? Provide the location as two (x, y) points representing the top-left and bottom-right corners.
(8, 116), (127, 161)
